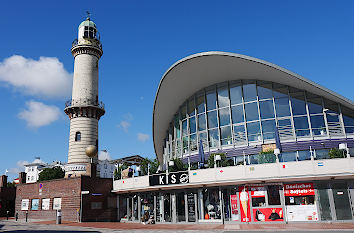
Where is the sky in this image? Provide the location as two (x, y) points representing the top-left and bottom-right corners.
(0, 0), (353, 181)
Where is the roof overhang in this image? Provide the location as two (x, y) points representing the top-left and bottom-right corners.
(153, 51), (354, 163)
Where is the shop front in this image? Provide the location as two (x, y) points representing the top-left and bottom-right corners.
(116, 179), (354, 224)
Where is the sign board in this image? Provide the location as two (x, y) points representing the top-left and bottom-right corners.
(230, 194), (239, 221)
(42, 198), (50, 210)
(187, 193), (196, 222)
(21, 199), (29, 211)
(238, 186), (251, 222)
(253, 208), (284, 222)
(53, 198), (62, 210)
(149, 171), (189, 186)
(286, 205), (318, 221)
(81, 191), (90, 195)
(31, 199), (39, 210)
(284, 183), (315, 196)
(262, 143), (276, 152)
(65, 164), (87, 172)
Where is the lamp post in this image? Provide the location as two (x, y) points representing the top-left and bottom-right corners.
(80, 191), (89, 222)
(274, 148), (280, 163)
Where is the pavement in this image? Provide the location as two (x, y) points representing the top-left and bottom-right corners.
(1, 218), (354, 232)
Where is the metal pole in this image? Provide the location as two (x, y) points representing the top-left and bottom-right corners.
(80, 193), (82, 222)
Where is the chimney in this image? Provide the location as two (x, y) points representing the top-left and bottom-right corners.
(0, 175), (7, 188)
(19, 172), (26, 184)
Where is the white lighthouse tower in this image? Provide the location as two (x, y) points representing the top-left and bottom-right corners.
(64, 15), (105, 177)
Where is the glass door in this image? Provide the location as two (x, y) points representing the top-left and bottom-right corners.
(332, 182), (353, 220)
(176, 192), (186, 222)
(163, 193), (172, 222)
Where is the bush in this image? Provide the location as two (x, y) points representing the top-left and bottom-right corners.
(169, 158), (188, 172)
(329, 148), (346, 159)
(207, 153), (233, 168)
(38, 167), (65, 181)
(258, 150), (277, 164)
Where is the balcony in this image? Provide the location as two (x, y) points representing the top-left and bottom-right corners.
(65, 99), (105, 110)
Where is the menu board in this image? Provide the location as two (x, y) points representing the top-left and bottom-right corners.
(187, 193), (196, 222)
(286, 205), (318, 221)
(230, 194), (239, 221)
(42, 198), (50, 210)
(21, 199), (29, 211)
(31, 199), (39, 210)
(53, 198), (62, 210)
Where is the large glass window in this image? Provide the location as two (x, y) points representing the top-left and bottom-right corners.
(198, 114), (206, 131)
(221, 126), (232, 145)
(259, 100), (275, 119)
(182, 120), (188, 136)
(231, 105), (244, 124)
(189, 117), (196, 134)
(315, 149), (330, 160)
(257, 82), (273, 100)
(310, 115), (326, 136)
(243, 82), (257, 102)
(190, 134), (197, 152)
(233, 124), (246, 145)
(279, 151), (297, 162)
(247, 121), (261, 142)
(202, 188), (221, 220)
(197, 94), (205, 113)
(275, 98), (291, 117)
(307, 97), (323, 114)
(208, 128), (219, 148)
(206, 89), (217, 111)
(207, 111), (218, 128)
(230, 82), (243, 105)
(219, 108), (230, 127)
(273, 86), (288, 99)
(294, 116), (310, 137)
(188, 98), (195, 116)
(217, 85), (229, 108)
(262, 120), (276, 140)
(342, 106), (354, 134)
(245, 102), (259, 122)
(297, 150), (311, 161)
(291, 94), (307, 116)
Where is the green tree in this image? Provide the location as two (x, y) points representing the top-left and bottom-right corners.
(169, 158), (187, 172)
(207, 153), (233, 168)
(329, 148), (346, 159)
(113, 162), (128, 180)
(38, 167), (65, 181)
(258, 150), (277, 164)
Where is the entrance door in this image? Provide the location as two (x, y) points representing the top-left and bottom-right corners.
(176, 192), (186, 222)
(163, 193), (172, 222)
(186, 191), (197, 222)
(332, 182), (353, 220)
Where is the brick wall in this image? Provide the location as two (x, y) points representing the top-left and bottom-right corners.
(15, 177), (81, 221)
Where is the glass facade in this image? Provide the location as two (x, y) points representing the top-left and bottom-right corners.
(163, 80), (354, 161)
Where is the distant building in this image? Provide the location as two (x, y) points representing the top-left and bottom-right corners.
(97, 160), (115, 178)
(24, 158), (65, 183)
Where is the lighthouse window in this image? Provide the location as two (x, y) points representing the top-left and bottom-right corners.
(83, 26), (97, 39)
(75, 132), (81, 141)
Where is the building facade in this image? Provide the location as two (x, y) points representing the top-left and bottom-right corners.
(97, 160), (115, 178)
(113, 52), (354, 224)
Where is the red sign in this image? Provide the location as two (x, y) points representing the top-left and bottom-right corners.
(249, 185), (266, 197)
(253, 208), (284, 222)
(230, 195), (238, 216)
(284, 183), (315, 196)
(238, 186), (251, 222)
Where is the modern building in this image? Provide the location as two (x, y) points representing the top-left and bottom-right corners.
(64, 15), (105, 177)
(113, 52), (354, 224)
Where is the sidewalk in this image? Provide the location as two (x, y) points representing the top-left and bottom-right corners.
(27, 220), (354, 231)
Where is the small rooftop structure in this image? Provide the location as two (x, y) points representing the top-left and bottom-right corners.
(110, 155), (145, 166)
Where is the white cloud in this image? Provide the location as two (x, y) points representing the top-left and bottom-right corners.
(18, 101), (61, 128)
(137, 133), (150, 142)
(7, 160), (29, 174)
(0, 55), (72, 99)
(118, 120), (131, 132)
(98, 150), (111, 161)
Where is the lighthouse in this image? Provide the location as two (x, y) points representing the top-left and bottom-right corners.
(64, 15), (105, 177)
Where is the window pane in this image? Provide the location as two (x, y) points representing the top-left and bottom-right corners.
(262, 120), (276, 140)
(220, 126), (232, 145)
(259, 100), (275, 119)
(198, 113), (206, 131)
(207, 111), (218, 128)
(257, 83), (273, 100)
(182, 120), (188, 136)
(206, 89), (217, 111)
(183, 136), (188, 154)
(267, 186), (281, 205)
(310, 115), (327, 136)
(342, 107), (354, 134)
(243, 83), (257, 102)
(231, 105), (244, 124)
(233, 124), (246, 145)
(298, 150), (311, 161)
(245, 102), (259, 121)
(307, 97), (323, 114)
(230, 83), (243, 105)
(217, 85), (229, 108)
(315, 149), (330, 160)
(189, 117), (196, 134)
(291, 96), (307, 116)
(247, 121), (261, 142)
(294, 116), (310, 137)
(188, 98), (195, 116)
(197, 93), (205, 114)
(279, 151), (297, 162)
(199, 131), (208, 145)
(219, 108), (230, 127)
(275, 98), (291, 117)
(273, 86), (288, 99)
(181, 105), (187, 119)
(208, 129), (219, 148)
(190, 134), (197, 152)
(175, 115), (181, 139)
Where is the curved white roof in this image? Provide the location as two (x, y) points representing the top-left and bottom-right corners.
(153, 51), (354, 163)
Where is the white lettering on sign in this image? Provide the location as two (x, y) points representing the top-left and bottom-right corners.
(65, 165), (86, 171)
(170, 174), (176, 184)
(159, 176), (164, 185)
(179, 174), (189, 183)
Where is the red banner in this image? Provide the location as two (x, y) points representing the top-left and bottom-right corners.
(284, 183), (315, 196)
(253, 208), (284, 222)
(238, 186), (251, 222)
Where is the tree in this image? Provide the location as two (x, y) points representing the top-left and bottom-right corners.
(329, 148), (346, 159)
(38, 166), (65, 181)
(169, 158), (187, 172)
(207, 153), (233, 168)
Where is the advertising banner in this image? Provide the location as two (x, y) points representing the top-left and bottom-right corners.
(286, 205), (318, 221)
(238, 186), (251, 222)
(253, 208), (284, 222)
(284, 183), (315, 196)
(230, 194), (239, 221)
(42, 198), (50, 210)
(21, 199), (29, 211)
(31, 199), (39, 210)
(53, 198), (62, 210)
(250, 185), (266, 197)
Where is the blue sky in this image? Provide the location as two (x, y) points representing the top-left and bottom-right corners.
(0, 0), (353, 180)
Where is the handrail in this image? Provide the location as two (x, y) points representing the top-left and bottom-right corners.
(65, 98), (105, 109)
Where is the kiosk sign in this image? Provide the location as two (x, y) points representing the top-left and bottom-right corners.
(284, 183), (315, 196)
(149, 171), (189, 186)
